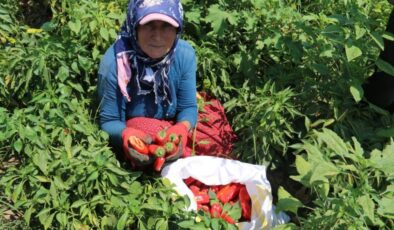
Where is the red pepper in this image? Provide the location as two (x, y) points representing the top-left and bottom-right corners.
(189, 185), (200, 194)
(168, 133), (180, 144)
(216, 183), (239, 204)
(195, 190), (209, 204)
(221, 212), (235, 224)
(210, 203), (222, 218)
(184, 177), (196, 186)
(148, 144), (165, 157)
(210, 185), (221, 193)
(164, 142), (177, 155)
(155, 129), (167, 145)
(153, 157), (165, 171)
(128, 136), (149, 155)
(197, 204), (209, 213)
(239, 186), (251, 221)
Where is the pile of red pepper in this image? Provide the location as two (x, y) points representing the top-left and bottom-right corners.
(184, 177), (252, 224)
(128, 129), (181, 171)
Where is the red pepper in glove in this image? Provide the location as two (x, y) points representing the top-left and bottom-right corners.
(128, 136), (149, 155)
(122, 127), (153, 166)
(166, 122), (189, 157)
(122, 127), (152, 153)
(155, 129), (167, 145)
(148, 144), (165, 157)
(167, 133), (180, 144)
(153, 157), (166, 171)
(164, 142), (177, 155)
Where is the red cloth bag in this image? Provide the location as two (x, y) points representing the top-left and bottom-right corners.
(126, 92), (237, 158)
(191, 92), (237, 157)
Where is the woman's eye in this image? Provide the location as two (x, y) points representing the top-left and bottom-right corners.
(140, 21), (175, 32)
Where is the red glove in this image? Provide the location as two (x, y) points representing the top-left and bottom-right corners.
(122, 127), (153, 162)
(166, 123), (189, 156)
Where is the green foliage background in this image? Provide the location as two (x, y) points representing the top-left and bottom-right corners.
(1, 0), (394, 229)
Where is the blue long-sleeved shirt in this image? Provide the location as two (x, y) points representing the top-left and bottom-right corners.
(97, 39), (198, 148)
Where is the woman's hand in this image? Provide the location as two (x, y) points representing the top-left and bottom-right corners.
(166, 122), (190, 157)
(122, 127), (153, 166)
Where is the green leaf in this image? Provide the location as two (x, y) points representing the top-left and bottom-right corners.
(186, 10), (201, 24)
(13, 139), (23, 153)
(32, 152), (48, 175)
(12, 181), (24, 202)
(71, 200), (87, 208)
(92, 47), (100, 60)
(71, 61), (80, 74)
(350, 83), (363, 102)
(225, 202), (242, 221)
(36, 208), (52, 218)
(179, 222), (207, 230)
(105, 163), (130, 175)
(382, 31), (394, 41)
(369, 31), (384, 50)
(68, 19), (81, 34)
(54, 176), (69, 190)
(205, 5), (237, 36)
(275, 186), (303, 214)
(385, 184), (394, 193)
(44, 213), (56, 230)
(376, 58), (394, 76)
(294, 155), (311, 177)
(117, 210), (129, 230)
(357, 195), (375, 223)
(155, 218), (168, 230)
(355, 24), (366, 40)
(351, 137), (364, 156)
(370, 142), (394, 176)
(317, 128), (349, 156)
(377, 196), (394, 217)
(73, 124), (87, 133)
(100, 27), (109, 41)
(210, 218), (219, 230)
(345, 45), (362, 62)
(37, 208), (53, 229)
(56, 66), (69, 82)
(315, 181), (330, 198)
(24, 206), (35, 224)
(101, 215), (117, 229)
(87, 171), (99, 181)
(89, 20), (97, 32)
(56, 212), (68, 227)
(309, 162), (339, 184)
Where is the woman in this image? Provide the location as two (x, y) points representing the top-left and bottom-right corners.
(97, 0), (197, 168)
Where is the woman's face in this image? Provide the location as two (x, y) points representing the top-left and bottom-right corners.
(137, 20), (177, 59)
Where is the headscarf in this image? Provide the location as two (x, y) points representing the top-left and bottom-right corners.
(115, 0), (184, 104)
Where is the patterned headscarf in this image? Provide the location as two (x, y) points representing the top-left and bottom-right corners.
(115, 0), (183, 104)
